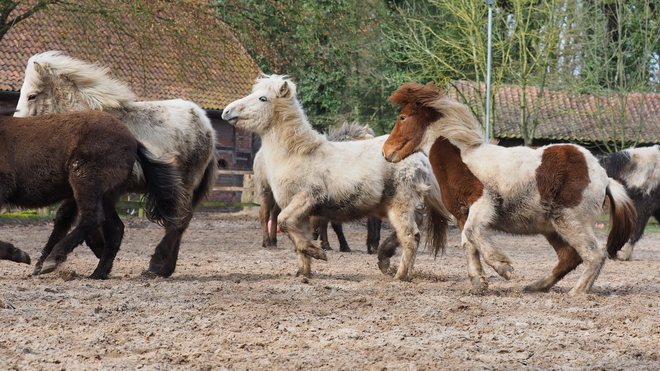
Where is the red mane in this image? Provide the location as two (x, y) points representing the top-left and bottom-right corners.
(387, 82), (446, 108)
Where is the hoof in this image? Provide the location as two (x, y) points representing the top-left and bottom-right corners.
(31, 266), (42, 276)
(394, 272), (412, 282)
(305, 242), (328, 261)
(471, 276), (488, 291)
(503, 266), (514, 280)
(147, 264), (174, 278)
(40, 261), (58, 275)
(140, 270), (159, 278)
(16, 251), (31, 265)
(339, 246), (351, 253)
(295, 269), (312, 278)
(321, 243), (332, 251)
(377, 258), (390, 274)
(88, 273), (109, 280)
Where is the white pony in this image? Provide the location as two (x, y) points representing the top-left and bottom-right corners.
(14, 51), (218, 278)
(222, 75), (452, 280)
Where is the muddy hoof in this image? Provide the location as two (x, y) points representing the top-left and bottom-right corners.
(295, 269), (311, 278)
(470, 277), (488, 292)
(503, 266), (514, 280)
(377, 258), (390, 274)
(140, 270), (159, 278)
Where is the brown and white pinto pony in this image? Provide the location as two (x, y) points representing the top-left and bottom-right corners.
(382, 82), (636, 295)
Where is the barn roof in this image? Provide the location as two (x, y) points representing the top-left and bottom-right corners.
(0, 1), (261, 110)
(451, 81), (660, 145)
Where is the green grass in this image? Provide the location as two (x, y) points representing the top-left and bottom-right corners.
(0, 210), (45, 220)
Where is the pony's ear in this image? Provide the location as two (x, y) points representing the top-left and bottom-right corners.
(277, 81), (291, 98)
(32, 61), (45, 75)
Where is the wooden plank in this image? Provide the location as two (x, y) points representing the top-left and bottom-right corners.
(217, 170), (254, 175)
(201, 202), (260, 207)
(213, 186), (256, 192)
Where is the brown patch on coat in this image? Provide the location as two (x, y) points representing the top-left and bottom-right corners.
(536, 145), (590, 209)
(428, 137), (484, 229)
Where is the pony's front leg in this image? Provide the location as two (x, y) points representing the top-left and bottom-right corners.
(33, 200), (77, 275)
(386, 208), (420, 281)
(278, 193), (327, 278)
(0, 241), (31, 264)
(462, 198), (514, 289)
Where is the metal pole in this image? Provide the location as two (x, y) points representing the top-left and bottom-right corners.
(485, 0), (494, 142)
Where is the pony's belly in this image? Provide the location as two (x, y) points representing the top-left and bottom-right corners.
(490, 212), (554, 235)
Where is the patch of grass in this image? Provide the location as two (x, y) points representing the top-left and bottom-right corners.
(0, 210), (43, 219)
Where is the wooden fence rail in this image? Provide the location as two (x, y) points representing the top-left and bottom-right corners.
(29, 170), (259, 216)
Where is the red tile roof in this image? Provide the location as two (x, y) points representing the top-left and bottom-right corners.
(0, 1), (261, 110)
(452, 81), (660, 144)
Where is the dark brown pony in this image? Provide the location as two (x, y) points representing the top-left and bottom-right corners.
(382, 82), (636, 295)
(0, 110), (184, 279)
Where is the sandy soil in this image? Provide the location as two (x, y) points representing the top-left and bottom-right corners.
(1, 212), (659, 370)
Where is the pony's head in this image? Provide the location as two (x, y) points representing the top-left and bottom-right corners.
(222, 74), (302, 134)
(382, 81), (484, 162)
(382, 82), (445, 162)
(14, 51), (136, 117)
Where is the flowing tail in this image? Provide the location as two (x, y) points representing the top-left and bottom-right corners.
(424, 172), (453, 257)
(136, 143), (186, 227)
(605, 178), (636, 259)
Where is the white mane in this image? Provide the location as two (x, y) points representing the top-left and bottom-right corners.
(429, 96), (485, 147)
(25, 51), (136, 110)
(257, 75), (323, 155)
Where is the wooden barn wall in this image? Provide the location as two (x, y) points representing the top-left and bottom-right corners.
(205, 110), (260, 210)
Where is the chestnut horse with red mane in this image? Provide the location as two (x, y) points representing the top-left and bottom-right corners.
(382, 82), (636, 295)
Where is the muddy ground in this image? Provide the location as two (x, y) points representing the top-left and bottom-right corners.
(1, 211), (659, 370)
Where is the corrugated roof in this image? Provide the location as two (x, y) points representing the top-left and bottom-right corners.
(0, 1), (261, 110)
(452, 81), (660, 145)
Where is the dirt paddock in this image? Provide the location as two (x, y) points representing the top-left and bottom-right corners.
(1, 212), (659, 370)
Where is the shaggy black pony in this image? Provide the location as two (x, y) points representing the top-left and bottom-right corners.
(0, 110), (184, 278)
(600, 145), (660, 260)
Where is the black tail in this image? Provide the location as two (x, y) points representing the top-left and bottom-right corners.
(136, 142), (186, 226)
(191, 157), (218, 208)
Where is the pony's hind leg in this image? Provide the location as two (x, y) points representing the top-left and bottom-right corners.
(89, 200), (125, 279)
(147, 211), (192, 277)
(259, 188), (279, 248)
(553, 220), (605, 295)
(376, 230), (399, 274)
(331, 222), (351, 252)
(277, 193), (327, 278)
(366, 216), (382, 254)
(524, 232), (582, 292)
(618, 202), (652, 261)
(33, 200), (77, 275)
(311, 217), (332, 250)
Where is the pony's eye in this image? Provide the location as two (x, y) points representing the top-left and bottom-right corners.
(259, 96), (267, 102)
(399, 115), (406, 121)
(28, 94), (37, 101)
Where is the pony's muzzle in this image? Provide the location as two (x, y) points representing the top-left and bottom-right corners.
(382, 149), (401, 163)
(221, 107), (238, 125)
